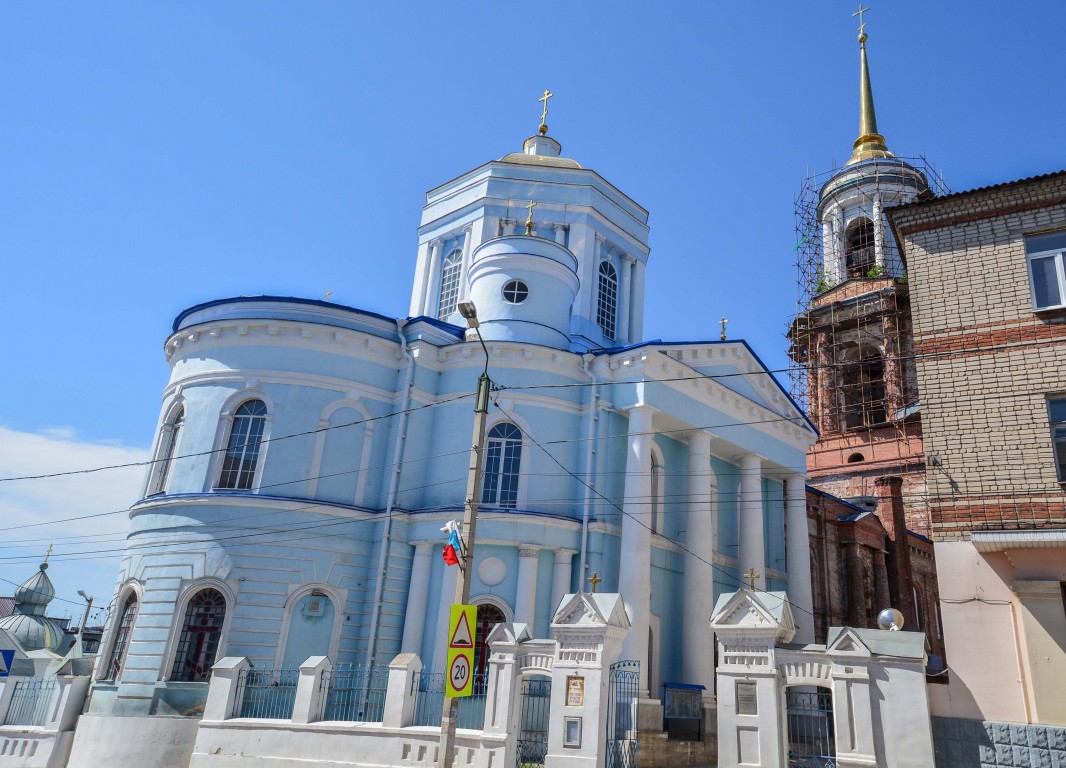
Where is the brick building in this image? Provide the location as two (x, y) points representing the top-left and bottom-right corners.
(887, 171), (1066, 737)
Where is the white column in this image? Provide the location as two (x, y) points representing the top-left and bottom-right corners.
(682, 431), (715, 693)
(738, 453), (765, 590)
(872, 194), (885, 270)
(832, 206), (845, 281)
(785, 474), (815, 643)
(619, 404), (653, 698)
(553, 223), (567, 245)
(401, 542), (434, 653)
(423, 239), (444, 317)
(821, 220), (838, 286)
(514, 546), (540, 626)
(629, 259), (646, 342)
(432, 562), (459, 671)
(618, 254), (635, 343)
(459, 224), (475, 301)
(550, 549), (574, 619)
(589, 233), (607, 321)
(503, 219), (516, 236)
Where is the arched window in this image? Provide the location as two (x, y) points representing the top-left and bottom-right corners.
(102, 593), (138, 681)
(845, 218), (876, 278)
(170, 588), (227, 682)
(474, 604), (506, 672)
(437, 248), (463, 320)
(149, 407), (184, 495)
(841, 348), (887, 429)
(650, 453), (664, 534)
(597, 261), (618, 339)
(216, 400), (268, 490)
(481, 423), (522, 509)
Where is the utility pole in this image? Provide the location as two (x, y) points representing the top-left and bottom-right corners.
(437, 301), (490, 768)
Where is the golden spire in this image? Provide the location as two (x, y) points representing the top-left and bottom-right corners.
(847, 5), (893, 165)
(538, 89), (553, 136)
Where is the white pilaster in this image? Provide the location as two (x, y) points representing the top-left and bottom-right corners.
(872, 194), (885, 270)
(433, 562), (459, 670)
(589, 233), (607, 323)
(401, 542), (434, 653)
(738, 453), (765, 591)
(682, 431), (715, 694)
(514, 546), (540, 626)
(785, 474), (815, 644)
(553, 222), (567, 246)
(459, 224), (475, 301)
(619, 404), (653, 697)
(821, 220), (839, 286)
(550, 549), (574, 619)
(832, 206), (845, 282)
(629, 259), (646, 342)
(618, 254), (635, 344)
(423, 239), (445, 317)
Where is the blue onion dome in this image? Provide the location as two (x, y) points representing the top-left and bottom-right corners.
(0, 562), (65, 652)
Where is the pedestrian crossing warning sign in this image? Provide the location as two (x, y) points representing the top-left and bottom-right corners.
(449, 606), (474, 648)
(446, 604), (476, 697)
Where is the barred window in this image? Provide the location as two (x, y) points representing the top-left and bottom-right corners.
(481, 423), (522, 509)
(102, 593), (138, 681)
(216, 400), (267, 490)
(437, 248), (463, 320)
(597, 261), (618, 339)
(150, 408), (184, 495)
(170, 588), (227, 682)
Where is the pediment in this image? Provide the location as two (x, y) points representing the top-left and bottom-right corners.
(827, 627), (872, 657)
(552, 592), (630, 630)
(710, 588), (796, 643)
(486, 622), (532, 646)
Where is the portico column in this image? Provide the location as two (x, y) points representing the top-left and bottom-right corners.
(629, 259), (645, 342)
(785, 474), (815, 643)
(423, 239), (445, 317)
(401, 542), (435, 653)
(620, 404), (653, 697)
(433, 561), (459, 671)
(550, 549), (574, 618)
(682, 431), (715, 693)
(618, 254), (635, 343)
(514, 546), (540, 626)
(738, 453), (765, 590)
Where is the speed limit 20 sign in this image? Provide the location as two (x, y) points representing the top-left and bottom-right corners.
(446, 604), (476, 698)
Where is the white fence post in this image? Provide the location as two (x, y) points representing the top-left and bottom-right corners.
(382, 653), (421, 728)
(292, 656), (332, 725)
(202, 657), (251, 721)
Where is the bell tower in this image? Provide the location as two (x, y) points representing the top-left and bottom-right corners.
(788, 15), (948, 536)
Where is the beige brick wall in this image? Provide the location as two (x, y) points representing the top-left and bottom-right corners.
(888, 174), (1066, 541)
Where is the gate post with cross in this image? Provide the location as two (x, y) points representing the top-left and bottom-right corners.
(544, 592), (630, 768)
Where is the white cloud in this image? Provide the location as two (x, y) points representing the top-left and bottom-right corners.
(0, 426), (149, 626)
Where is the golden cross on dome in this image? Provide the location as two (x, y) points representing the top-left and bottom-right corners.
(325, 290), (332, 302)
(43, 544), (53, 564)
(852, 4), (870, 40)
(525, 199), (538, 236)
(586, 571), (603, 593)
(538, 89), (554, 135)
(743, 568), (760, 589)
(720, 317), (728, 341)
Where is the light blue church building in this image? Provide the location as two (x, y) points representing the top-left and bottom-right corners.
(82, 116), (816, 747)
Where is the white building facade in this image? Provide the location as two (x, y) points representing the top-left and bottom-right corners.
(70, 123), (816, 765)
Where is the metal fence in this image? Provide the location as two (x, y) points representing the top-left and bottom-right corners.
(319, 664), (389, 722)
(410, 669), (489, 729)
(3, 679), (57, 726)
(232, 667), (300, 719)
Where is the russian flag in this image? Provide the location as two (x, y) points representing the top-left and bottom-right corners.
(441, 522), (463, 566)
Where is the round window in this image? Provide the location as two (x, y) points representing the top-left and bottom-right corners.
(502, 279), (529, 304)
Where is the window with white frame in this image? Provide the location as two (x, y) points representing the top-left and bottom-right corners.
(170, 588), (227, 682)
(481, 422), (522, 508)
(101, 592), (138, 681)
(216, 399), (267, 490)
(1048, 397), (1066, 481)
(597, 261), (618, 339)
(149, 407), (184, 495)
(437, 248), (463, 319)
(1026, 230), (1066, 311)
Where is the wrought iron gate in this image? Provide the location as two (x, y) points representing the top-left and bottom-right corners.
(516, 677), (551, 768)
(606, 660), (639, 768)
(785, 687), (835, 768)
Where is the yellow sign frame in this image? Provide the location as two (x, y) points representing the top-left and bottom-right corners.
(446, 604), (476, 698)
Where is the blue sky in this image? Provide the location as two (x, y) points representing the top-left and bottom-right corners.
(2, 1), (1064, 617)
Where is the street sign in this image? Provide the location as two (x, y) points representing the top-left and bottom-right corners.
(0, 649), (14, 678)
(446, 604), (476, 698)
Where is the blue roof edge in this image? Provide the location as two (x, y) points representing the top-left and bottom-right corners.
(172, 295), (398, 333)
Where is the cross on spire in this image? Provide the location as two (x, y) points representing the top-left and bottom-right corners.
(743, 568), (760, 589)
(586, 571), (602, 593)
(853, 4), (870, 42)
(525, 199), (538, 236)
(538, 89), (554, 135)
(720, 317), (728, 341)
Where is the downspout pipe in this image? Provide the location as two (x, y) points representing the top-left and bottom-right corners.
(364, 318), (416, 671)
(579, 354), (599, 579)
